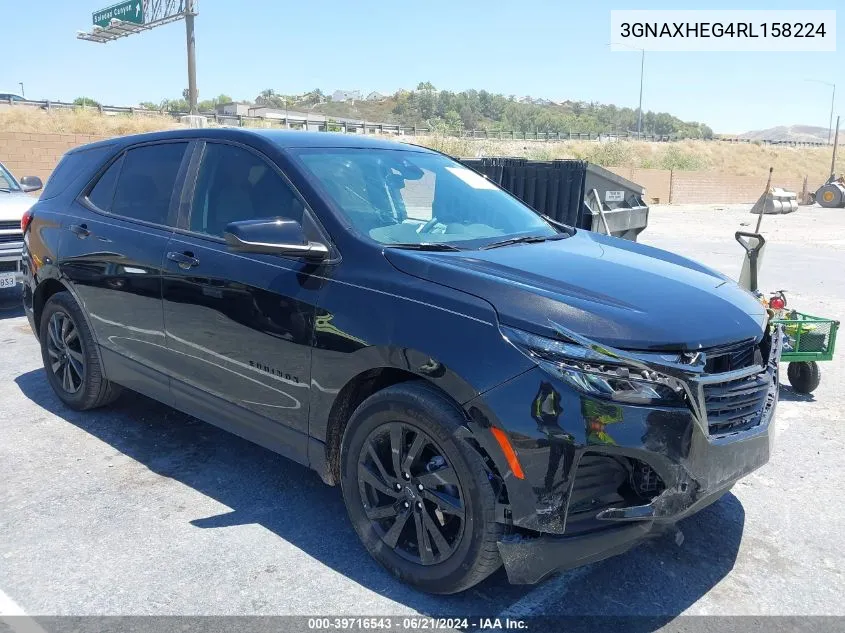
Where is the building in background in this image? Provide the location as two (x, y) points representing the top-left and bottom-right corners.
(332, 90), (362, 103)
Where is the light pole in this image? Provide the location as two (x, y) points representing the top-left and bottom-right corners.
(184, 0), (198, 114)
(609, 42), (645, 138)
(806, 79), (836, 145)
(18, 82), (24, 98)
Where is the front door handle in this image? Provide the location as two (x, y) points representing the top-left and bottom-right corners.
(69, 223), (90, 238)
(166, 251), (200, 270)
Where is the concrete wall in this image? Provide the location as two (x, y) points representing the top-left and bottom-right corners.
(668, 171), (808, 204)
(0, 131), (818, 205)
(608, 166), (813, 204)
(608, 167), (673, 204)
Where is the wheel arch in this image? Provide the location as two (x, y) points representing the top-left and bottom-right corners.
(32, 278), (100, 350)
(319, 366), (508, 496)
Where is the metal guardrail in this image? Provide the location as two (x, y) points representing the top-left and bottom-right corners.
(0, 98), (832, 147)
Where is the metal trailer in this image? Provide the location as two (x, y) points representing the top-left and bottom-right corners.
(460, 157), (649, 241)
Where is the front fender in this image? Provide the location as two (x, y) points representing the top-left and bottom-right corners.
(307, 271), (535, 444)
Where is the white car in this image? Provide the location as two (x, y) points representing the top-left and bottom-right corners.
(0, 162), (41, 289)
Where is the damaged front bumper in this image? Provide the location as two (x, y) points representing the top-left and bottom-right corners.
(465, 327), (782, 584)
(497, 478), (735, 584)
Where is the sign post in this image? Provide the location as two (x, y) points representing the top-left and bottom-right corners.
(78, 1), (199, 116)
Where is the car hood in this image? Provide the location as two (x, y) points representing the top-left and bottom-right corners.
(0, 192), (36, 221)
(383, 230), (767, 351)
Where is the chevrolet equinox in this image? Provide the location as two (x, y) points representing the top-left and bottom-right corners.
(22, 129), (781, 593)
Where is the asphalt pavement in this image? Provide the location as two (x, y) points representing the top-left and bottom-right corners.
(0, 203), (843, 631)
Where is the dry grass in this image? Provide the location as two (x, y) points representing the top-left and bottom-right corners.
(0, 107), (837, 182)
(405, 135), (837, 182)
(0, 106), (182, 135)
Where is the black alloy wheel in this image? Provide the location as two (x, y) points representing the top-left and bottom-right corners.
(39, 291), (122, 410)
(357, 422), (465, 565)
(46, 311), (85, 394)
(340, 381), (503, 594)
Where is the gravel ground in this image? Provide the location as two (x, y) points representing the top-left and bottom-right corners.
(0, 203), (843, 630)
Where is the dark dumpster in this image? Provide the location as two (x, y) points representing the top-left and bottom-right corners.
(459, 158), (649, 241)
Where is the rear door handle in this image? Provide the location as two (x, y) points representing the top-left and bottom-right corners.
(166, 251), (200, 270)
(69, 223), (90, 238)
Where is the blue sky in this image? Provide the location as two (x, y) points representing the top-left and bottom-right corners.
(2, 0), (841, 133)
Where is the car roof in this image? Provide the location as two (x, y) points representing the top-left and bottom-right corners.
(67, 128), (436, 155)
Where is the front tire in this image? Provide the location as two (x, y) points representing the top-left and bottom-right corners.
(340, 381), (503, 594)
(39, 291), (122, 410)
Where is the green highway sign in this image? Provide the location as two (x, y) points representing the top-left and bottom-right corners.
(93, 0), (144, 28)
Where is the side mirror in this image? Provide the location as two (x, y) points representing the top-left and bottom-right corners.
(19, 176), (43, 193)
(223, 218), (329, 261)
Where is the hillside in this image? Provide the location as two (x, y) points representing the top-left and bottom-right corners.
(2, 107), (839, 183)
(739, 124), (834, 144)
(246, 85), (715, 140)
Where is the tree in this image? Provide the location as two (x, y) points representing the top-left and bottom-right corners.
(459, 105), (477, 130)
(160, 98), (189, 113)
(73, 96), (100, 108)
(197, 93), (233, 112)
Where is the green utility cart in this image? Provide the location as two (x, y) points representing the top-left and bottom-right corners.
(770, 311), (840, 394)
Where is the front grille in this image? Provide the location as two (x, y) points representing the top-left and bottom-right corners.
(0, 233), (23, 244)
(0, 260), (18, 273)
(630, 460), (665, 497)
(703, 371), (770, 435)
(704, 341), (758, 373)
(0, 221), (19, 231)
(568, 454), (628, 515)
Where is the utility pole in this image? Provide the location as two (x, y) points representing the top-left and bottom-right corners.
(18, 82), (24, 98)
(828, 84), (836, 145)
(608, 42), (645, 139)
(185, 0), (198, 114)
(637, 49), (644, 139)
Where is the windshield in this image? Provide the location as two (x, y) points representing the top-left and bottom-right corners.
(292, 148), (557, 248)
(0, 163), (21, 191)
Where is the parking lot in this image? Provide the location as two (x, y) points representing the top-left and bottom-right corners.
(1, 203), (843, 628)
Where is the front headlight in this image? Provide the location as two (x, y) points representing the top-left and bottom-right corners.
(502, 326), (687, 406)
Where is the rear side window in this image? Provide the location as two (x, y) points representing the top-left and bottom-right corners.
(88, 155), (124, 211)
(106, 143), (188, 225)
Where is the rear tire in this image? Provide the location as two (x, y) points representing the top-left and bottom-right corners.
(787, 361), (821, 394)
(39, 291), (122, 410)
(340, 381), (503, 594)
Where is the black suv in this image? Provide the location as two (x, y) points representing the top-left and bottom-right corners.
(22, 129), (781, 593)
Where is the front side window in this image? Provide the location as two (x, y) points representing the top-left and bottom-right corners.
(292, 148), (556, 248)
(190, 143), (306, 238)
(103, 143), (188, 225)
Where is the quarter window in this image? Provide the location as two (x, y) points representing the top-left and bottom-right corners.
(100, 143), (187, 225)
(190, 143), (305, 237)
(87, 155), (124, 211)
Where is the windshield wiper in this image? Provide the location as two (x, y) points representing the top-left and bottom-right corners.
(481, 234), (562, 250)
(386, 242), (462, 252)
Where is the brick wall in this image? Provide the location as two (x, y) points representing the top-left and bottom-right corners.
(608, 167), (672, 204)
(0, 132), (110, 183)
(668, 171), (809, 204)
